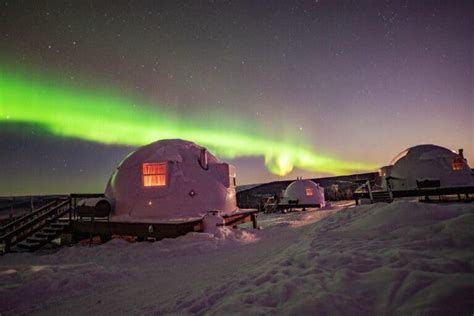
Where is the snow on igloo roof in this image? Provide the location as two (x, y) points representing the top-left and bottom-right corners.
(117, 139), (220, 169)
(389, 144), (458, 165)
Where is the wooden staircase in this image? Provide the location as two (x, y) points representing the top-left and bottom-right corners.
(0, 198), (72, 253)
(355, 180), (393, 204)
(15, 220), (70, 252)
(371, 191), (393, 203)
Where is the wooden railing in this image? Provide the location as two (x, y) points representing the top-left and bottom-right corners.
(0, 199), (71, 253)
(0, 200), (59, 236)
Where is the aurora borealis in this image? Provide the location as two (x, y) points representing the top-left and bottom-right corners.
(0, 1), (472, 195)
(0, 67), (375, 176)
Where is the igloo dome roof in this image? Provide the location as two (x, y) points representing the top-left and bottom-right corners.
(390, 144), (457, 165)
(284, 179), (320, 197)
(117, 139), (220, 170)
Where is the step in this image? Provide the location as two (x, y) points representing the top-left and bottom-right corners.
(45, 217), (58, 224)
(10, 246), (33, 253)
(36, 231), (58, 238)
(373, 192), (390, 196)
(43, 226), (65, 233)
(372, 191), (391, 198)
(50, 222), (70, 229)
(26, 236), (49, 243)
(16, 240), (40, 250)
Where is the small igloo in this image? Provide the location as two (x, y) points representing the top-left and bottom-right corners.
(282, 178), (326, 207)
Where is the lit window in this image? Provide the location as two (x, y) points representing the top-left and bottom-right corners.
(306, 188), (313, 196)
(452, 157), (464, 171)
(143, 163), (167, 187)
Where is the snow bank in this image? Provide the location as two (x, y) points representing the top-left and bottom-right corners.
(0, 226), (261, 314)
(179, 201), (474, 315)
(1, 201), (473, 315)
(0, 262), (124, 312)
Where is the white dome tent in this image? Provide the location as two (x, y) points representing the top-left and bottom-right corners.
(105, 139), (238, 222)
(380, 144), (474, 191)
(281, 178), (326, 208)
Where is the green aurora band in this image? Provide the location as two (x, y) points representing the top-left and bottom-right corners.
(0, 69), (376, 176)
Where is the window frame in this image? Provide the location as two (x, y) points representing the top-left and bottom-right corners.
(142, 162), (168, 187)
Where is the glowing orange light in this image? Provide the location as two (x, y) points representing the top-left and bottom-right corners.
(306, 188), (313, 196)
(452, 157), (464, 171)
(143, 163), (167, 186)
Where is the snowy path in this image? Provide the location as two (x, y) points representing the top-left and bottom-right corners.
(1, 201), (474, 315)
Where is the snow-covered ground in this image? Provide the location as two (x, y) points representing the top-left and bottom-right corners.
(1, 200), (473, 315)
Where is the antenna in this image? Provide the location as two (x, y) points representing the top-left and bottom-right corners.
(199, 148), (209, 170)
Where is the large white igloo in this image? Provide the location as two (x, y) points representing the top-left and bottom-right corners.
(380, 144), (474, 191)
(105, 139), (238, 221)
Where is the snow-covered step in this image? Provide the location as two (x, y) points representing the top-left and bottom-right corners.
(26, 236), (49, 243)
(36, 231), (58, 238)
(44, 217), (55, 223)
(10, 246), (32, 253)
(50, 222), (69, 229)
(43, 226), (65, 233)
(371, 191), (392, 203)
(16, 240), (40, 251)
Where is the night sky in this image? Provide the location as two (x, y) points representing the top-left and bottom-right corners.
(0, 0), (473, 195)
